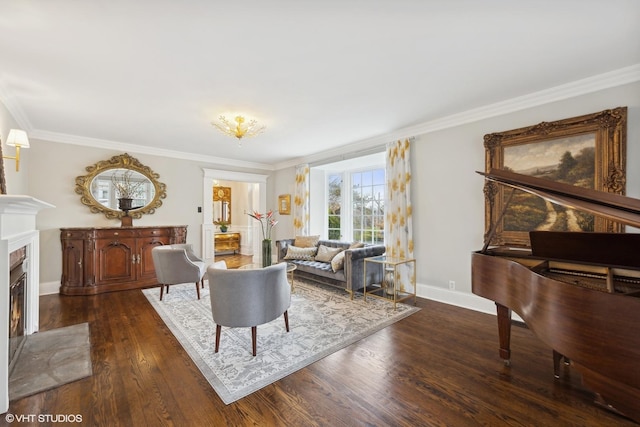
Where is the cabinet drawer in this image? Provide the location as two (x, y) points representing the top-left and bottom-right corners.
(215, 233), (240, 242)
(95, 229), (137, 239)
(61, 230), (90, 240)
(138, 228), (171, 238)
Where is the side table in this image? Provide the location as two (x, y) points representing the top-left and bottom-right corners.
(363, 256), (416, 309)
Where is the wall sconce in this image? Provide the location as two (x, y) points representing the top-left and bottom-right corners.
(3, 129), (30, 171)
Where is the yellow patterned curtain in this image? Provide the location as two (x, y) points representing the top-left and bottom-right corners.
(293, 164), (310, 236)
(385, 138), (414, 292)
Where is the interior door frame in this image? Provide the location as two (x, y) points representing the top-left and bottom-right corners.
(202, 168), (268, 261)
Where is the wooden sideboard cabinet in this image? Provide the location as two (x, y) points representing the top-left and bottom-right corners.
(60, 225), (187, 295)
(214, 232), (240, 254)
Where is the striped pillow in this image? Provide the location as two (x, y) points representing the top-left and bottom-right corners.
(283, 245), (317, 261)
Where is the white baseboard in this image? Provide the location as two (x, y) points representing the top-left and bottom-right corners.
(416, 282), (524, 322)
(39, 281), (60, 296)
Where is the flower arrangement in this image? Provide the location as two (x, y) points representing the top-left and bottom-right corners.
(248, 210), (278, 240)
(111, 169), (145, 199)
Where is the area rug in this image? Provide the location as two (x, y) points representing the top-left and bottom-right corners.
(142, 279), (420, 404)
(9, 322), (92, 401)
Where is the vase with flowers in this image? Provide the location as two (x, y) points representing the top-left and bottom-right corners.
(248, 210), (278, 267)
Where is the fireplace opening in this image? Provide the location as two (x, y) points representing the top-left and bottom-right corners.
(8, 247), (27, 374)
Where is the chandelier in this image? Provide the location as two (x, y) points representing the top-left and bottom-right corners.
(211, 115), (265, 145)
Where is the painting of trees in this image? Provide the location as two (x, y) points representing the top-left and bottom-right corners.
(503, 135), (596, 232)
(483, 107), (627, 247)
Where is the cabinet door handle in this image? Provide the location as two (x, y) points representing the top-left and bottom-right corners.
(137, 254), (141, 264)
(132, 255), (136, 264)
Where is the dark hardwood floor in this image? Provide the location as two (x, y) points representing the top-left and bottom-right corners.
(6, 259), (635, 426)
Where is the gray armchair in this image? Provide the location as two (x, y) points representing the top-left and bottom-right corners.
(207, 262), (291, 356)
(151, 244), (206, 301)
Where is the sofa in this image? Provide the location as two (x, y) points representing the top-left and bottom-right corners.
(276, 238), (386, 296)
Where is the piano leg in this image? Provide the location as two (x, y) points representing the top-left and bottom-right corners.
(553, 350), (572, 378)
(553, 350), (563, 378)
(496, 303), (511, 366)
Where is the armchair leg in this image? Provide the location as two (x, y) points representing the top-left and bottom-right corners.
(284, 310), (290, 332)
(215, 325), (221, 353)
(251, 326), (257, 356)
(159, 284), (165, 301)
(195, 282), (201, 299)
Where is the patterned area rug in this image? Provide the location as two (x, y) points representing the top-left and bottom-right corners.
(142, 279), (419, 404)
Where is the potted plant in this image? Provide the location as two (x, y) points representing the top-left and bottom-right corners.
(111, 170), (145, 212)
(248, 210), (278, 267)
(214, 219), (230, 232)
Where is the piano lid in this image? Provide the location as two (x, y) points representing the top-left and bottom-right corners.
(477, 168), (640, 230)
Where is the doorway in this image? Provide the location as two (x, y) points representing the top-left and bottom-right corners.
(201, 169), (268, 261)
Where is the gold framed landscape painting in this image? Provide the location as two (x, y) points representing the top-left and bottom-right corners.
(483, 107), (627, 247)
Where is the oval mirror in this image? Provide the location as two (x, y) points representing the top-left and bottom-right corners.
(75, 153), (167, 220)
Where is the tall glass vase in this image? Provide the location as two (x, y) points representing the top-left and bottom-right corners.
(262, 239), (272, 267)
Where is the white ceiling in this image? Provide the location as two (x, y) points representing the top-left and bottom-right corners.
(1, 0), (639, 170)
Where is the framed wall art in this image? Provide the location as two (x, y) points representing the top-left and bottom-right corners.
(278, 194), (291, 215)
(483, 106), (627, 247)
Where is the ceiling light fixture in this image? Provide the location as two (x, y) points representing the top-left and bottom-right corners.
(211, 115), (265, 146)
(3, 129), (30, 171)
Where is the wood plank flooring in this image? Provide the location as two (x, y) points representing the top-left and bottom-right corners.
(7, 263), (636, 426)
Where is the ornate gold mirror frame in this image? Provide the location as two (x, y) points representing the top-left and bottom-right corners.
(75, 153), (167, 220)
(213, 186), (231, 223)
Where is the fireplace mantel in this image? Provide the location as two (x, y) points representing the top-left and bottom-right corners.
(0, 195), (53, 413)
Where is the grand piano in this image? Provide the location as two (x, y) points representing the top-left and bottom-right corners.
(472, 168), (640, 423)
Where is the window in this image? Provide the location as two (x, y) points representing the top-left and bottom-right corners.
(312, 152), (385, 242)
(327, 174), (342, 240)
(351, 169), (385, 244)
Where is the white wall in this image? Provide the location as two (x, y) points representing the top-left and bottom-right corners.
(23, 142), (274, 292)
(414, 82), (640, 312)
(268, 81), (640, 314)
(271, 167), (296, 242)
(2, 81), (638, 311)
(0, 101), (28, 195)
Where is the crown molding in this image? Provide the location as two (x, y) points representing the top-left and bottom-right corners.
(403, 63), (640, 136)
(28, 129), (276, 171)
(0, 80), (33, 131)
(3, 64), (639, 172)
(203, 168), (268, 183)
(275, 64), (640, 170)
